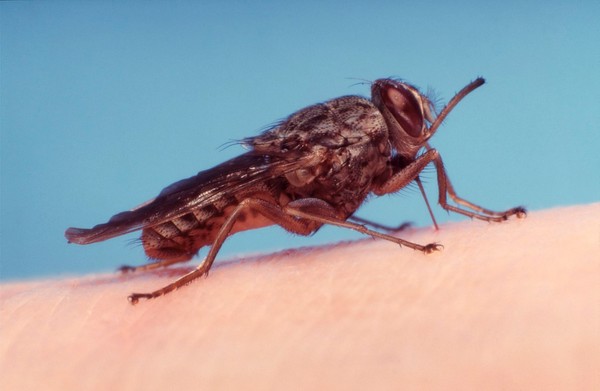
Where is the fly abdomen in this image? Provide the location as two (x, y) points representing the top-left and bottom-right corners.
(140, 227), (195, 261)
(141, 221), (212, 261)
(171, 213), (201, 232)
(141, 204), (224, 260)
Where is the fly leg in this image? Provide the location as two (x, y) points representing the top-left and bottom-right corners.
(128, 197), (441, 304)
(284, 198), (441, 252)
(428, 149), (526, 220)
(119, 229), (196, 273)
(348, 216), (412, 232)
(351, 177), (433, 231)
(118, 257), (192, 274)
(128, 198), (322, 303)
(374, 149), (526, 222)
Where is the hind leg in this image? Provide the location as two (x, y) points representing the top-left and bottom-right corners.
(119, 228), (198, 273)
(118, 256), (193, 273)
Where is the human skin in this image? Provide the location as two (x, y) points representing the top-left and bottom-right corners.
(1, 203), (598, 390)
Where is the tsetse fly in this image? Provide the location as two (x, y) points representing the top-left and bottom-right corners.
(66, 77), (526, 303)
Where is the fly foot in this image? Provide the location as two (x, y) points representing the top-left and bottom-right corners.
(423, 243), (443, 253)
(128, 293), (154, 305)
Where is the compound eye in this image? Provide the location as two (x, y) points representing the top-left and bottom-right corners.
(382, 84), (424, 137)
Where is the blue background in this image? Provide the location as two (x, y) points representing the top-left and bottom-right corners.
(2, 1), (599, 280)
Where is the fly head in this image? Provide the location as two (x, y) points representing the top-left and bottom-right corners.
(371, 79), (435, 158)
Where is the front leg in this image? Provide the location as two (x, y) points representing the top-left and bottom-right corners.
(284, 198), (440, 252)
(374, 149), (526, 222)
